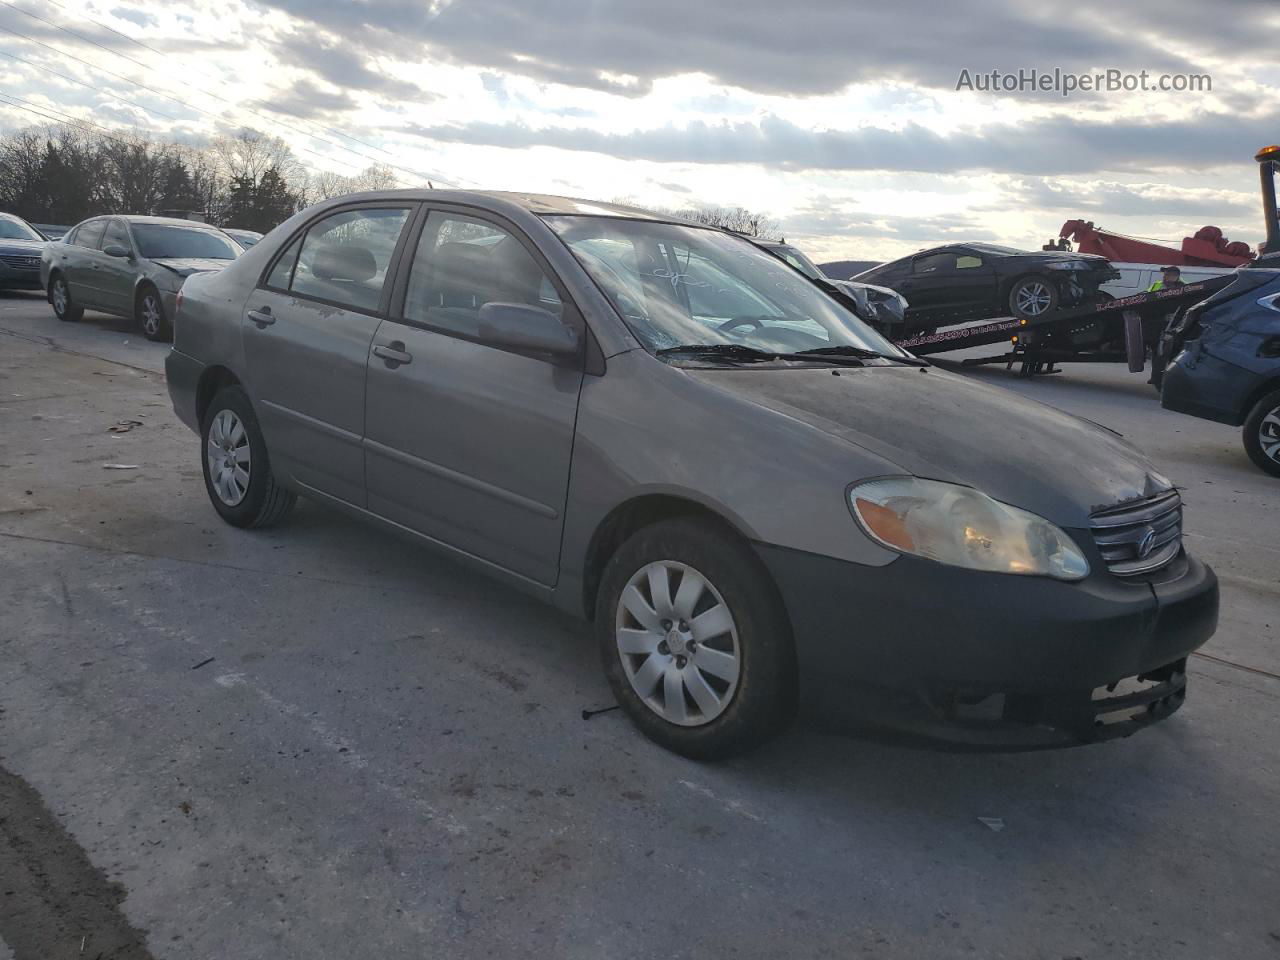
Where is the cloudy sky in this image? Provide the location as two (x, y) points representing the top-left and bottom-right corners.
(2, 0), (1278, 262)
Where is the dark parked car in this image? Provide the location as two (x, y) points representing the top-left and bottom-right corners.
(1161, 265), (1280, 476)
(223, 227), (264, 249)
(166, 191), (1216, 757)
(32, 223), (70, 240)
(752, 238), (908, 332)
(41, 215), (241, 341)
(0, 212), (49, 290)
(854, 243), (1119, 331)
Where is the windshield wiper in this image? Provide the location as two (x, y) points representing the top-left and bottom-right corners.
(656, 343), (874, 367)
(795, 345), (928, 367)
(655, 344), (786, 364)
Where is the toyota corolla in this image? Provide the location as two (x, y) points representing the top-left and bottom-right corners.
(165, 191), (1218, 758)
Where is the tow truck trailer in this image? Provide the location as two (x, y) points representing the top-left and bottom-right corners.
(889, 276), (1233, 376)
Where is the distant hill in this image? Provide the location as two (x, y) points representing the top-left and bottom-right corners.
(820, 259), (882, 279)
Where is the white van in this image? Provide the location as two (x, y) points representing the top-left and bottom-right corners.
(1102, 262), (1235, 299)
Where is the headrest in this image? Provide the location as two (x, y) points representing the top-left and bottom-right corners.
(312, 243), (376, 282)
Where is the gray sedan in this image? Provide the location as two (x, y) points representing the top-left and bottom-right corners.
(165, 191), (1218, 758)
(0, 212), (48, 290)
(41, 215), (242, 341)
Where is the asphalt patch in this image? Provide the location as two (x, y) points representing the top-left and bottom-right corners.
(0, 762), (155, 959)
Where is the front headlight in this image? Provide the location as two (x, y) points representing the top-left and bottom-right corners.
(1045, 260), (1089, 271)
(849, 477), (1090, 581)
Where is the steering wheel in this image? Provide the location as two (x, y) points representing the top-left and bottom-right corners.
(718, 316), (764, 333)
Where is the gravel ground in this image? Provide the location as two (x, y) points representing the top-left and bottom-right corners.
(1, 290), (1277, 960)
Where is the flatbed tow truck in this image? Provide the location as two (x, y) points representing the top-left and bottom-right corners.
(890, 272), (1233, 376)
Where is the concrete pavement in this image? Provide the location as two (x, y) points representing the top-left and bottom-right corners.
(1, 291), (1277, 959)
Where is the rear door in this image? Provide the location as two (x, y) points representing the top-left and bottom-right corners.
(363, 208), (586, 585)
(241, 204), (415, 506)
(63, 219), (107, 307)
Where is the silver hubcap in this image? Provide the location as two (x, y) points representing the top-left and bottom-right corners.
(615, 560), (740, 727)
(141, 295), (161, 335)
(1016, 281), (1052, 316)
(206, 409), (251, 506)
(1260, 406), (1280, 464)
(52, 281), (67, 313)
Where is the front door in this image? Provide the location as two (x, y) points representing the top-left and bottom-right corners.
(363, 209), (585, 586)
(241, 204), (415, 506)
(97, 219), (136, 313)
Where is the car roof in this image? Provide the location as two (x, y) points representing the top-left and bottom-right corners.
(307, 189), (708, 228)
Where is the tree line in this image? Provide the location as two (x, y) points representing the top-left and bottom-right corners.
(0, 124), (399, 232)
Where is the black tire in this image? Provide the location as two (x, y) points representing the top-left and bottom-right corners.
(1124, 311), (1145, 373)
(200, 385), (296, 527)
(1242, 389), (1280, 478)
(49, 273), (83, 322)
(595, 517), (795, 760)
(136, 285), (172, 342)
(1009, 275), (1059, 322)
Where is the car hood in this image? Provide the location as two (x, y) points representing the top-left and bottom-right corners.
(685, 365), (1168, 528)
(151, 257), (235, 278)
(0, 238), (47, 256)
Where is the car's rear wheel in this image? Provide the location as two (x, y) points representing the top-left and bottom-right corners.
(136, 286), (171, 342)
(596, 517), (795, 759)
(201, 385), (296, 527)
(1010, 276), (1058, 321)
(1243, 389), (1280, 477)
(49, 274), (82, 322)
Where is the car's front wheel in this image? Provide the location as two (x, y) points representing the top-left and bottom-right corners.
(1010, 276), (1058, 321)
(49, 273), (83, 322)
(201, 385), (296, 527)
(136, 286), (172, 341)
(596, 517), (795, 759)
(1243, 389), (1280, 477)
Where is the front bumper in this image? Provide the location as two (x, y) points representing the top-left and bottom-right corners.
(756, 543), (1218, 750)
(0, 263), (43, 290)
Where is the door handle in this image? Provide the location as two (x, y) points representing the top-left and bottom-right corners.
(247, 307), (275, 327)
(373, 342), (412, 367)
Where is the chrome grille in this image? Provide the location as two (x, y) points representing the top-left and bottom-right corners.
(0, 254), (40, 269)
(1090, 489), (1182, 576)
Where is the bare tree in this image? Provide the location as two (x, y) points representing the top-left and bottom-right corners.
(617, 198), (782, 238)
(305, 163), (401, 202)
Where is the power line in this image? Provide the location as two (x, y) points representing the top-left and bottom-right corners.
(0, 90), (143, 147)
(0, 46), (185, 122)
(0, 40), (385, 176)
(3, 0), (478, 189)
(0, 21), (376, 176)
(13, 0), (401, 160)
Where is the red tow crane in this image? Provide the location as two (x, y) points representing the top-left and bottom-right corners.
(1055, 220), (1255, 268)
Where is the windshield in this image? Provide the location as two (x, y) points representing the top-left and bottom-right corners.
(545, 216), (904, 358)
(0, 216), (42, 241)
(133, 225), (240, 260)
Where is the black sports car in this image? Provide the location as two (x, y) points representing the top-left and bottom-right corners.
(853, 243), (1119, 332)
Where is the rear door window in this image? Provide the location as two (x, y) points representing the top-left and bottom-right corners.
(287, 207), (412, 313)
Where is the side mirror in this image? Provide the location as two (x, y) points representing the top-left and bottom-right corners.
(103, 244), (132, 259)
(477, 302), (580, 357)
